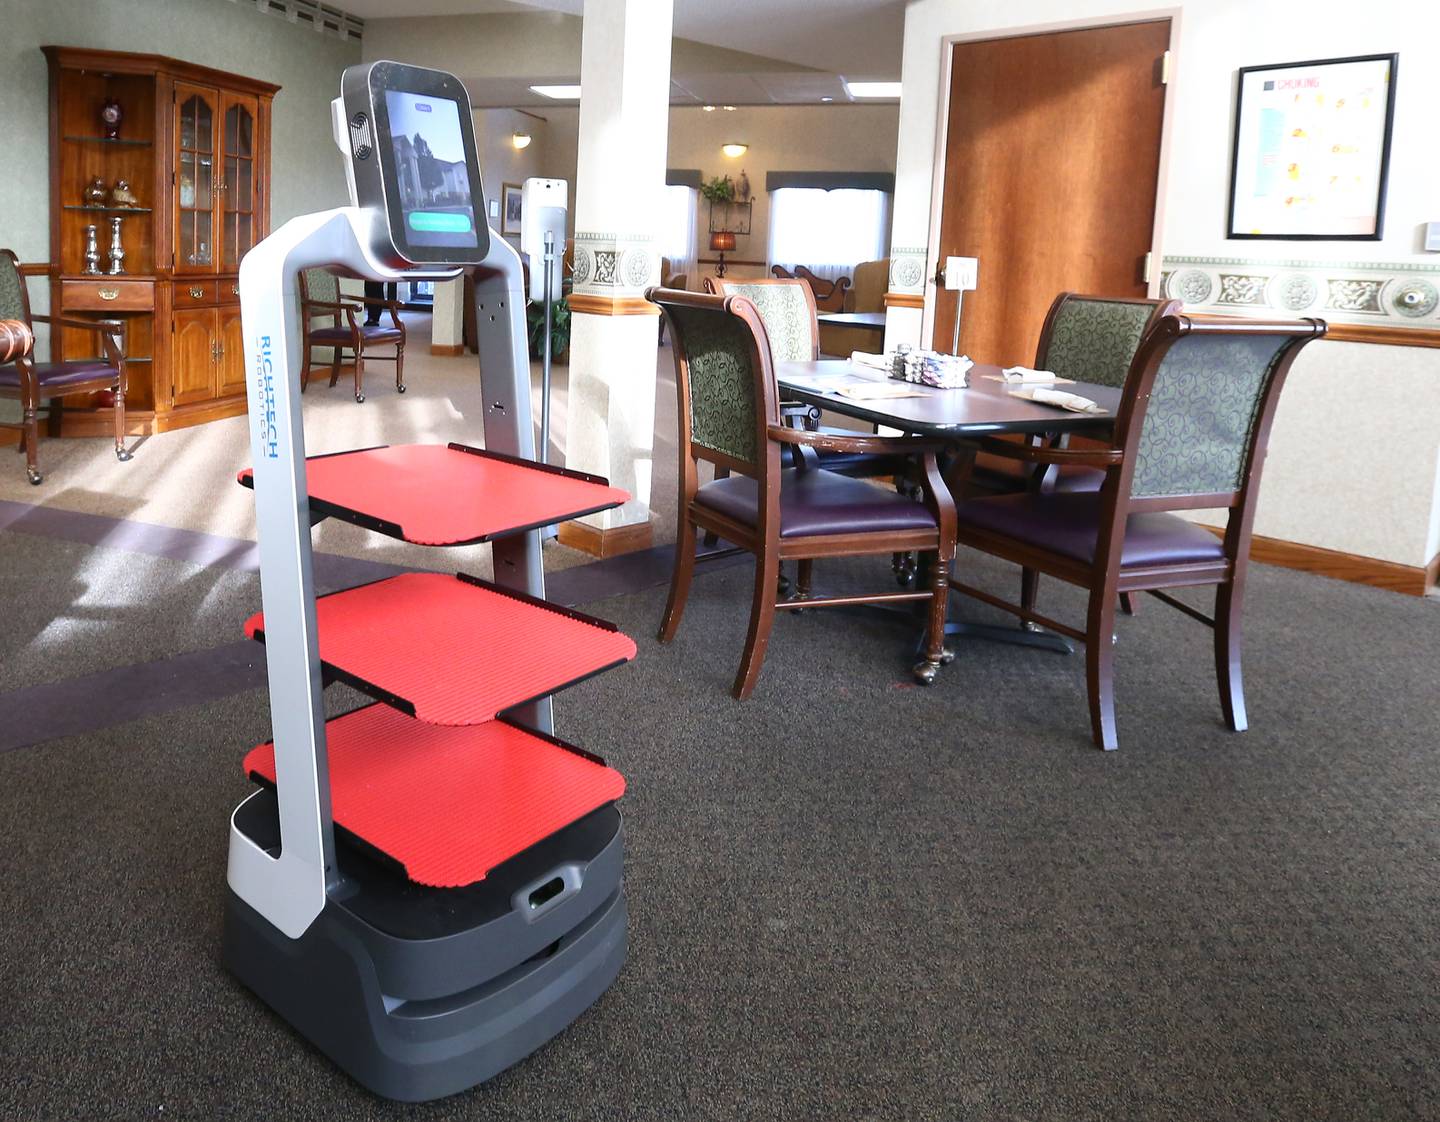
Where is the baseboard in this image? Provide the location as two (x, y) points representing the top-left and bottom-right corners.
(1200, 526), (1438, 597)
(429, 343), (464, 357)
(557, 518), (654, 559)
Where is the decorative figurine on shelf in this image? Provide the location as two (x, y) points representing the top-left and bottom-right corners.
(737, 169), (751, 203)
(109, 179), (140, 208)
(179, 172), (195, 209)
(107, 217), (126, 275)
(100, 96), (123, 140)
(83, 177), (107, 206)
(82, 224), (101, 275)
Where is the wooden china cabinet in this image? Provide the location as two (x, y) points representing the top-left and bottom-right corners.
(43, 47), (278, 434)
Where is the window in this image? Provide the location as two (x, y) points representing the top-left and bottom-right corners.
(658, 184), (698, 279)
(768, 188), (891, 280)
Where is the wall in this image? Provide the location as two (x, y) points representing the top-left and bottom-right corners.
(890, 0), (1440, 572)
(1, 0), (361, 267)
(473, 108), (554, 252)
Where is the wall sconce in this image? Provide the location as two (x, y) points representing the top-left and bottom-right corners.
(721, 143), (748, 159)
(512, 132), (532, 150)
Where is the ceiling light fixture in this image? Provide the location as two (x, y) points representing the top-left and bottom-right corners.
(721, 142), (748, 159)
(821, 96), (833, 103)
(529, 84), (582, 99)
(702, 104), (716, 112)
(722, 105), (737, 111)
(511, 132), (532, 150)
(844, 81), (902, 99)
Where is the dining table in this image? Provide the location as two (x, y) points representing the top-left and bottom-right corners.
(775, 357), (1124, 655)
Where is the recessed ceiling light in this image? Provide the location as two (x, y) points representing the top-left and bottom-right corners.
(702, 104), (716, 112)
(845, 81), (902, 99)
(722, 105), (736, 111)
(529, 84), (582, 99)
(820, 96), (833, 103)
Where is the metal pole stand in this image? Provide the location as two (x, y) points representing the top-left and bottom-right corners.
(539, 230), (557, 540)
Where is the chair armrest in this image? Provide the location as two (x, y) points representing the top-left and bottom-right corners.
(767, 424), (944, 457)
(971, 435), (1122, 468)
(30, 313), (126, 365)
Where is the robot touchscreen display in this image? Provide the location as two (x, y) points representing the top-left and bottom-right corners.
(384, 90), (479, 252)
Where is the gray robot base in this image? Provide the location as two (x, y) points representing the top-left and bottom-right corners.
(222, 789), (627, 1103)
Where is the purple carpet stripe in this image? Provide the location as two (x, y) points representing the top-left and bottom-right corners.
(0, 641), (266, 753)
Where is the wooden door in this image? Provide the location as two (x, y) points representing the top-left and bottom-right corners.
(931, 21), (1170, 365)
(172, 307), (216, 405)
(216, 304), (247, 395)
(175, 83), (220, 275)
(220, 93), (260, 270)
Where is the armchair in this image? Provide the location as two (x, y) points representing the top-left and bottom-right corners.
(648, 286), (957, 698)
(0, 250), (130, 485)
(949, 313), (1326, 750)
(298, 267), (406, 403)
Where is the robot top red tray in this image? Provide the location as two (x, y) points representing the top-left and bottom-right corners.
(244, 704), (626, 888)
(243, 571), (637, 724)
(238, 443), (628, 545)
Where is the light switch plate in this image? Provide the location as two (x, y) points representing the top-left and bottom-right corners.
(1425, 222), (1440, 252)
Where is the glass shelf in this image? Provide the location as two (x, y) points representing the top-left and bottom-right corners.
(62, 135), (153, 147)
(63, 205), (153, 214)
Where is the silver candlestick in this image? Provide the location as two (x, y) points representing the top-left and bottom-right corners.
(83, 224), (101, 275)
(106, 217), (126, 275)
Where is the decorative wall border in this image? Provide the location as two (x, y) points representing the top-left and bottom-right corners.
(1160, 255), (1440, 328)
(888, 246), (929, 294)
(572, 231), (659, 302)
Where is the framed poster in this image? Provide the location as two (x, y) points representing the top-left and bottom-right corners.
(501, 182), (524, 237)
(1227, 53), (1398, 240)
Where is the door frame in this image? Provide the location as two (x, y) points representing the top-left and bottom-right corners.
(921, 8), (1184, 345)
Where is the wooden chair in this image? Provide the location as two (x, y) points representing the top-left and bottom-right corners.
(792, 265), (851, 313)
(0, 250), (130, 485)
(949, 313), (1326, 750)
(298, 267), (405, 403)
(649, 286), (957, 698)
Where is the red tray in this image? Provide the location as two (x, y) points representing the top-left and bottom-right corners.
(238, 443), (628, 545)
(245, 704), (625, 888)
(244, 572), (636, 724)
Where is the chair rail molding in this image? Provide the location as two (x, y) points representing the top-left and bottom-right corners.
(1161, 255), (1440, 347)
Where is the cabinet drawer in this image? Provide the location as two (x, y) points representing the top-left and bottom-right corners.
(62, 279), (154, 311)
(216, 277), (241, 305)
(175, 279), (221, 307)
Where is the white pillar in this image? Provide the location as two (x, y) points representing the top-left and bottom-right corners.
(431, 278), (464, 353)
(559, 0), (673, 556)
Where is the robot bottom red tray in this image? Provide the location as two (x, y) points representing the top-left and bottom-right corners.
(244, 704), (625, 888)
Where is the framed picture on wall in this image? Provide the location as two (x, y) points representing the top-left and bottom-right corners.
(1227, 53), (1398, 240)
(501, 182), (524, 237)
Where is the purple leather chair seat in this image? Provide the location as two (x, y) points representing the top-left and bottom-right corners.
(957, 492), (1225, 568)
(0, 360), (117, 391)
(1048, 465), (1107, 493)
(309, 325), (402, 344)
(696, 467), (937, 538)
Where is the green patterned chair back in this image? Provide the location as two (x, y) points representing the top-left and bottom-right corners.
(655, 293), (774, 471)
(1039, 295), (1173, 388)
(1129, 327), (1308, 501)
(0, 251), (30, 327)
(713, 279), (816, 364)
(301, 267), (340, 319)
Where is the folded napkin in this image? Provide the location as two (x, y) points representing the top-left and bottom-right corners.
(1009, 386), (1107, 414)
(850, 351), (893, 371)
(1001, 366), (1060, 384)
(837, 383), (928, 401)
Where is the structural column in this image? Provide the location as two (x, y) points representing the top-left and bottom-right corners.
(559, 0), (674, 558)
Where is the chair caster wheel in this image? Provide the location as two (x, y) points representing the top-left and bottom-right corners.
(397, 384), (407, 394)
(354, 393), (365, 403)
(116, 449), (132, 462)
(912, 659), (941, 686)
(27, 470), (42, 485)
(939, 646), (956, 665)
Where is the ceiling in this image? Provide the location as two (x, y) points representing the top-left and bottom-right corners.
(335, 0), (905, 90)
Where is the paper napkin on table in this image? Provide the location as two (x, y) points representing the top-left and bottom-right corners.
(1000, 366), (1061, 383)
(1008, 386), (1107, 414)
(836, 383), (928, 401)
(850, 351), (892, 371)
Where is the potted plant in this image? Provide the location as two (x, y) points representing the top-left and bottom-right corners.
(700, 175), (735, 204)
(527, 295), (571, 362)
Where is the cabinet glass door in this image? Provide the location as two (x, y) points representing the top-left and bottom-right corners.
(221, 95), (259, 269)
(176, 84), (218, 274)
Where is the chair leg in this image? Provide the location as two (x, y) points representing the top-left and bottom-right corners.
(733, 548), (781, 700)
(1119, 592), (1138, 616)
(23, 403), (41, 485)
(114, 375), (131, 461)
(354, 348), (366, 403)
(395, 343), (406, 394)
(329, 347), (342, 387)
(658, 514), (698, 644)
(1085, 588), (1119, 750)
(795, 559), (813, 600)
(913, 557), (952, 684)
(1021, 567), (1039, 619)
(1214, 580), (1248, 732)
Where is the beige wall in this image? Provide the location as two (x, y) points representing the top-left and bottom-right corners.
(473, 108), (554, 252)
(892, 0), (1440, 571)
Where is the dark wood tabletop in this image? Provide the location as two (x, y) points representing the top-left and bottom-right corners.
(776, 359), (1121, 437)
(816, 312), (886, 330)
